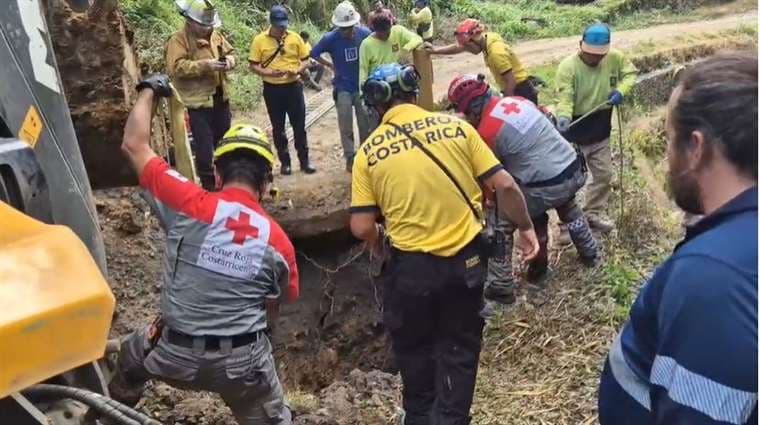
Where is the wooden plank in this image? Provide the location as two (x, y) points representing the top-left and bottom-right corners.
(413, 49), (434, 110)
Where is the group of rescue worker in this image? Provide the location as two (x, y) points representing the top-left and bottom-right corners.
(108, 1), (757, 424)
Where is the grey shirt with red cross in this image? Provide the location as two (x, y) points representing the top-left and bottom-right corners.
(139, 157), (299, 336)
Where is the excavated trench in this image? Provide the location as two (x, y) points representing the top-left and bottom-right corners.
(272, 232), (393, 392)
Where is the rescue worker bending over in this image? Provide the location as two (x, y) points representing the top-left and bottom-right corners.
(427, 19), (537, 104)
(448, 74), (600, 306)
(351, 63), (539, 424)
(166, 0), (235, 191)
(111, 74), (298, 425)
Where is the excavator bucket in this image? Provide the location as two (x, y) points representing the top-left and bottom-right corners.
(0, 203), (115, 399)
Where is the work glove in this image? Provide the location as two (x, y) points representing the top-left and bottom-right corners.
(136, 74), (172, 98)
(608, 89), (624, 106)
(556, 116), (571, 133)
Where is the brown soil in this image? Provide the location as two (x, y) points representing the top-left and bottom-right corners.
(256, 12), (756, 238)
(46, 0), (169, 189)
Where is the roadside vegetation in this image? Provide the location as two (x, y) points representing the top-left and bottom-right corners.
(120, 0), (755, 112)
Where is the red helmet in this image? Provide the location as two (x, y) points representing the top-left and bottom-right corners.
(455, 19), (484, 46)
(448, 74), (489, 114)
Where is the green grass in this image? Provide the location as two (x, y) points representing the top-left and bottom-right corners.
(121, 0), (753, 112)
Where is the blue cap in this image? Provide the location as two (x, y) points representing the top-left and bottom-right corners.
(270, 5), (289, 28)
(581, 23), (610, 54)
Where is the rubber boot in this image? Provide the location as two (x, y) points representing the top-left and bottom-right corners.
(526, 217), (550, 284)
(567, 215), (600, 267)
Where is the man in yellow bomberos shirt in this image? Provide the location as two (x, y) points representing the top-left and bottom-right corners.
(249, 5), (316, 175)
(427, 19), (538, 104)
(350, 63), (539, 424)
(166, 0), (236, 190)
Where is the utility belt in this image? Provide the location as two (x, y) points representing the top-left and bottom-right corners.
(520, 155), (585, 188)
(166, 328), (263, 351)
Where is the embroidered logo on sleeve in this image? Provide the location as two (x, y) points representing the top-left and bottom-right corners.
(197, 200), (271, 280)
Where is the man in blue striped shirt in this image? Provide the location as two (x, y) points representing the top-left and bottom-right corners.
(598, 52), (758, 424)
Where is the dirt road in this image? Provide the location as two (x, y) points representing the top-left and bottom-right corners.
(263, 12), (756, 238)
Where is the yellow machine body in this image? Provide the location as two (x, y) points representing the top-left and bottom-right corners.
(0, 203), (115, 398)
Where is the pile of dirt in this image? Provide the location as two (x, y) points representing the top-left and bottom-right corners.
(295, 369), (402, 425)
(46, 0), (169, 189)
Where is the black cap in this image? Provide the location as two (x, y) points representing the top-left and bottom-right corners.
(270, 5), (289, 28)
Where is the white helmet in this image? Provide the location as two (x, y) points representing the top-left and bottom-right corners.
(332, 1), (361, 28)
(176, 0), (221, 28)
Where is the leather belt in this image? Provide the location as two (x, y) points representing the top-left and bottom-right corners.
(166, 328), (261, 350)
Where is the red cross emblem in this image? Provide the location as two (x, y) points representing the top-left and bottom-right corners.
(501, 102), (521, 116)
(224, 212), (259, 245)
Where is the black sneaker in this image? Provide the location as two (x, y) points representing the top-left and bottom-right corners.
(301, 164), (317, 174)
(281, 164), (292, 176)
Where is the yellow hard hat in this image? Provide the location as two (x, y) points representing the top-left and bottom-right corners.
(214, 124), (274, 167)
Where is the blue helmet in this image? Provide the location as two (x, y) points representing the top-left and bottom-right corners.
(581, 23), (610, 55)
(362, 63), (420, 106)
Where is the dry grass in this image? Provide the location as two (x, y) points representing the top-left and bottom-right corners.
(469, 107), (681, 424)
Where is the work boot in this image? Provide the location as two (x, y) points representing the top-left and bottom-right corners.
(281, 164), (292, 176)
(300, 163), (317, 174)
(483, 283), (516, 306)
(527, 230), (549, 284)
(588, 216), (615, 233)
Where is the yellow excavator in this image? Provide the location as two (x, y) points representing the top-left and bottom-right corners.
(0, 1), (162, 424)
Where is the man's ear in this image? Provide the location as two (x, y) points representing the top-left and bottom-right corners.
(688, 130), (706, 171)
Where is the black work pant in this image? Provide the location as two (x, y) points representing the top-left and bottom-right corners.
(383, 239), (486, 425)
(188, 93), (231, 190)
(263, 81), (309, 167)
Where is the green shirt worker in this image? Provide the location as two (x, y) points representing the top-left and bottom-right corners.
(555, 23), (637, 233)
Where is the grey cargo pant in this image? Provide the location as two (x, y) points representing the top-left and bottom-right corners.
(486, 166), (598, 302)
(335, 90), (370, 163)
(113, 326), (291, 425)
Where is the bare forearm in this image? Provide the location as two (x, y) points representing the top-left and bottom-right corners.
(249, 62), (270, 77)
(432, 43), (465, 55)
(500, 71), (517, 96)
(315, 57), (333, 70)
(496, 184), (533, 230)
(122, 90), (155, 163)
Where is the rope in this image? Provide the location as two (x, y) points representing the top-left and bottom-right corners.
(296, 245), (377, 327)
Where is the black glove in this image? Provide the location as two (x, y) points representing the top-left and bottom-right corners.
(136, 74), (172, 98)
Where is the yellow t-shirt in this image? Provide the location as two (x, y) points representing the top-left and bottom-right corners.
(483, 32), (529, 91)
(248, 28), (309, 84)
(351, 104), (503, 257)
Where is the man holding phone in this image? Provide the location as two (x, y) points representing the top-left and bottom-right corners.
(166, 0), (236, 190)
(249, 5), (316, 176)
